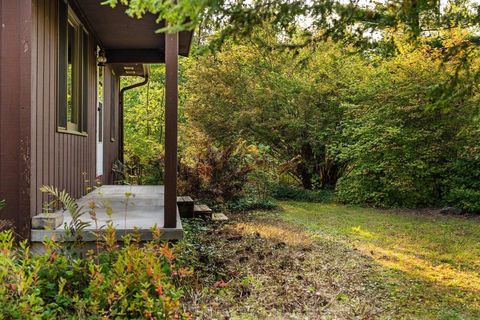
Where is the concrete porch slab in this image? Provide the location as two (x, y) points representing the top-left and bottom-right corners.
(31, 185), (183, 242)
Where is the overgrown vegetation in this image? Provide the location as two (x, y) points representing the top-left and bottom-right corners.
(0, 188), (189, 319)
(183, 32), (480, 211)
(118, 0), (480, 213)
(0, 230), (187, 319)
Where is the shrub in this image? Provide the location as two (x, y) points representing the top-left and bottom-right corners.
(446, 188), (480, 213)
(0, 228), (190, 319)
(178, 143), (253, 203)
(271, 184), (335, 202)
(223, 197), (277, 212)
(446, 146), (480, 213)
(1, 187), (190, 319)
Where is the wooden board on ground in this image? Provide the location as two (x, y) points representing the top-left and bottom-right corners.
(194, 204), (213, 216)
(177, 196), (194, 218)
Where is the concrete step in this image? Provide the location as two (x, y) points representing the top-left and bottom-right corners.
(61, 205), (167, 230)
(79, 185), (164, 209)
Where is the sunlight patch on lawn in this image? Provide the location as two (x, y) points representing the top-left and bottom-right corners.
(230, 222), (314, 247)
(351, 225), (375, 238)
(357, 243), (480, 293)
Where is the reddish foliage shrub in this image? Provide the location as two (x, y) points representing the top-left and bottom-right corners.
(178, 145), (253, 203)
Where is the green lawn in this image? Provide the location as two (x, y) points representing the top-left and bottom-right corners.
(279, 201), (480, 319)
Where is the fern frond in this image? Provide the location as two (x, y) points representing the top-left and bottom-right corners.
(40, 185), (91, 241)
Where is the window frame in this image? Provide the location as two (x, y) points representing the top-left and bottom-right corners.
(57, 2), (88, 137)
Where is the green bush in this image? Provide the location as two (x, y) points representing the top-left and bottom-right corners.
(224, 197), (277, 212)
(447, 188), (480, 213)
(334, 44), (480, 209)
(271, 184), (334, 202)
(446, 149), (480, 213)
(0, 228), (190, 319)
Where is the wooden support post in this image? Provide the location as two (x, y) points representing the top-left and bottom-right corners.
(164, 32), (178, 228)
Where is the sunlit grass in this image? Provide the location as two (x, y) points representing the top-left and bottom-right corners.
(229, 221), (314, 247)
(279, 201), (480, 319)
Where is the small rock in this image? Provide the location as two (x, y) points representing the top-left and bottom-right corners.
(212, 213), (229, 221)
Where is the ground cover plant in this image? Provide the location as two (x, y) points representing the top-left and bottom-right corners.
(0, 229), (188, 319)
(2, 201), (478, 319)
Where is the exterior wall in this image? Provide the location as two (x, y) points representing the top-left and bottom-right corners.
(0, 0), (121, 237)
(30, 0), (120, 217)
(0, 0), (33, 238)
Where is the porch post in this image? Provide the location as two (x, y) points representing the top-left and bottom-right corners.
(164, 32), (178, 228)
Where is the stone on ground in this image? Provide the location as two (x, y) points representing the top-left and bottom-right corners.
(212, 213), (229, 221)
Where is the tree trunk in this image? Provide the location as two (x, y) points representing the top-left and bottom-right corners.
(297, 143), (315, 190)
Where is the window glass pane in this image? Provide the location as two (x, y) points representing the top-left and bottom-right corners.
(111, 73), (116, 141)
(98, 65), (104, 142)
(98, 66), (104, 104)
(67, 22), (75, 124)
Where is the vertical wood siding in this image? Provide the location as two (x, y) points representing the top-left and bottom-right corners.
(0, 0), (32, 238)
(30, 0), (120, 216)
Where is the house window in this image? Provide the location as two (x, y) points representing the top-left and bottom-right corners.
(58, 1), (88, 134)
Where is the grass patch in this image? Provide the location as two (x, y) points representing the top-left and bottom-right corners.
(279, 201), (480, 319)
(178, 214), (388, 319)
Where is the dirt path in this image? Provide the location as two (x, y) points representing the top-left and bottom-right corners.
(177, 212), (390, 319)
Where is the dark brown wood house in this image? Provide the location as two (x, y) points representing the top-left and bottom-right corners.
(0, 0), (192, 239)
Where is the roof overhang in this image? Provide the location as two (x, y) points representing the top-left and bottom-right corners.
(71, 0), (193, 64)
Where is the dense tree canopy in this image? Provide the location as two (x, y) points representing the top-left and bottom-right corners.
(104, 0), (480, 47)
(184, 39), (365, 189)
(181, 28), (480, 209)
(119, 0), (480, 212)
